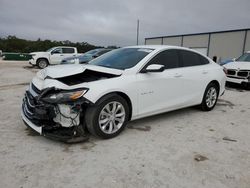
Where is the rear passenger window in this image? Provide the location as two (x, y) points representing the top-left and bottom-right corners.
(147, 50), (179, 69)
(62, 48), (75, 54)
(179, 50), (209, 67)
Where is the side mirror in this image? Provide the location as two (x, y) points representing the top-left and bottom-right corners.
(144, 64), (165, 73)
(232, 58), (236, 61)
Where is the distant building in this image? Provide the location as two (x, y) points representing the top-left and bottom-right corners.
(145, 28), (250, 62)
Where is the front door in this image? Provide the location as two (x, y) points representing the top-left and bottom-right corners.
(137, 49), (184, 117)
(50, 48), (63, 64)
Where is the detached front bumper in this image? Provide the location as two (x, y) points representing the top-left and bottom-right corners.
(21, 86), (91, 142)
(21, 91), (56, 135)
(21, 108), (42, 134)
(22, 102), (88, 143)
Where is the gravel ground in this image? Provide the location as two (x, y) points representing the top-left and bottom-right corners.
(0, 61), (249, 188)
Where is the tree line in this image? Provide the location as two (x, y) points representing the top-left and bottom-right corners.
(0, 36), (109, 53)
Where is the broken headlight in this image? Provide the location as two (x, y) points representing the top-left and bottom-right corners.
(42, 89), (88, 103)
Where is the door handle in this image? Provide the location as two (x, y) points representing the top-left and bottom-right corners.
(60, 55), (64, 56)
(174, 74), (183, 78)
(202, 70), (208, 74)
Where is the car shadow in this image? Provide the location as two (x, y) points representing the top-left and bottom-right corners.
(126, 106), (199, 131)
(226, 82), (249, 92)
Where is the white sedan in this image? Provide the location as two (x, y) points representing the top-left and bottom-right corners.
(21, 45), (226, 140)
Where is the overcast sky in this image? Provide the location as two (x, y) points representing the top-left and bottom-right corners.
(0, 0), (250, 46)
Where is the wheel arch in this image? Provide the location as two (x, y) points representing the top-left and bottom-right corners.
(36, 57), (49, 65)
(94, 91), (133, 121)
(208, 80), (220, 94)
(200, 80), (221, 111)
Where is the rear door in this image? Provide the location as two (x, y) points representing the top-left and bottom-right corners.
(62, 48), (76, 59)
(177, 49), (211, 105)
(51, 48), (76, 64)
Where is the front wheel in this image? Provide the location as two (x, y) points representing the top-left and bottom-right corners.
(85, 94), (129, 139)
(37, 59), (49, 69)
(200, 83), (219, 111)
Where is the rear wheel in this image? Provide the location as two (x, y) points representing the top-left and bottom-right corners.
(37, 59), (48, 69)
(85, 94), (129, 139)
(200, 83), (219, 111)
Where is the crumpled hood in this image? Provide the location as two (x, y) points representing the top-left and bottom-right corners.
(37, 64), (123, 80)
(223, 61), (250, 70)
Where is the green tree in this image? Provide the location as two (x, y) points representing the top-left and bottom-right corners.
(0, 36), (103, 53)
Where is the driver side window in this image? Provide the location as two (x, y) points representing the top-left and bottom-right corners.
(51, 48), (62, 54)
(147, 49), (180, 69)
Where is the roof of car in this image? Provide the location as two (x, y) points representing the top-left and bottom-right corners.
(125, 45), (190, 50)
(56, 46), (76, 48)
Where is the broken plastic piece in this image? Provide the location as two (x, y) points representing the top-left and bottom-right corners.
(223, 137), (237, 142)
(194, 154), (208, 162)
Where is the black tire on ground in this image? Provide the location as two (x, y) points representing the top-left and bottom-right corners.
(37, 59), (49, 69)
(200, 82), (219, 111)
(85, 94), (129, 139)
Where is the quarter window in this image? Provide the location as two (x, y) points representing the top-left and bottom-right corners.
(147, 49), (180, 69)
(179, 50), (209, 67)
(62, 48), (75, 54)
(199, 55), (209, 65)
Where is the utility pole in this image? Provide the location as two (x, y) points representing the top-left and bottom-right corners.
(136, 19), (140, 45)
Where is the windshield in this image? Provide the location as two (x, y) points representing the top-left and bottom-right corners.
(85, 49), (101, 55)
(88, 48), (153, 70)
(236, 53), (250, 62)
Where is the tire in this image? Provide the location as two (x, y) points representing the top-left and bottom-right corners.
(200, 83), (219, 111)
(37, 59), (49, 69)
(85, 94), (129, 139)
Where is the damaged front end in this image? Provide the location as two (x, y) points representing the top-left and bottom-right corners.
(21, 64), (123, 142)
(21, 83), (92, 143)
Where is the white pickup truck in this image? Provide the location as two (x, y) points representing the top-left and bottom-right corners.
(29, 46), (78, 68)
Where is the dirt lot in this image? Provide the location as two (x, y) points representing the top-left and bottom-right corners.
(0, 61), (249, 188)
